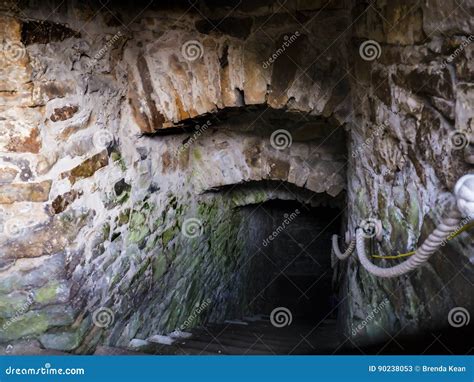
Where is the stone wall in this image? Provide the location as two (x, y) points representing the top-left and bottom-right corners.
(338, 0), (474, 345)
(0, 1), (350, 353)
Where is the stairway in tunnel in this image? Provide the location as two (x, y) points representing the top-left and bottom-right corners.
(94, 316), (341, 355)
(94, 199), (346, 356)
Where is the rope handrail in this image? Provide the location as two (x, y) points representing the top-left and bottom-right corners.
(371, 221), (474, 259)
(355, 208), (463, 278)
(332, 174), (474, 278)
(332, 234), (356, 260)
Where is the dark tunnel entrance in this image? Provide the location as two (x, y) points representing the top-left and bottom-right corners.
(164, 198), (350, 355)
(239, 199), (341, 323)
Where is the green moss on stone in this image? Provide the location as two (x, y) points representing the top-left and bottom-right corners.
(109, 272), (122, 289)
(408, 195), (420, 230)
(0, 318), (48, 342)
(128, 226), (149, 245)
(164, 296), (182, 331)
(130, 259), (151, 285)
(140, 201), (155, 212)
(356, 188), (370, 217)
(35, 282), (60, 304)
(117, 209), (130, 225)
(0, 293), (31, 318)
(162, 227), (176, 247)
(192, 148), (202, 161)
(117, 191), (130, 204)
(130, 211), (145, 227)
(389, 212), (409, 252)
(153, 255), (168, 281)
(128, 211), (149, 245)
(111, 151), (127, 172)
(102, 223), (111, 241)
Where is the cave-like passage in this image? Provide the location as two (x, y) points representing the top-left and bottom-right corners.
(159, 199), (346, 355)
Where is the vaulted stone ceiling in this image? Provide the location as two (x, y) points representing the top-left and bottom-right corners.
(126, 3), (351, 132)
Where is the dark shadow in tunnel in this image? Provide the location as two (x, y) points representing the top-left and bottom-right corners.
(239, 199), (341, 324)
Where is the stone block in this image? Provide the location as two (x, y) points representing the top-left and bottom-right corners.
(0, 181), (51, 204)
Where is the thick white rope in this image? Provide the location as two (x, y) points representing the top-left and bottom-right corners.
(355, 207), (463, 278)
(332, 234), (356, 260)
(332, 235), (356, 260)
(333, 174), (474, 278)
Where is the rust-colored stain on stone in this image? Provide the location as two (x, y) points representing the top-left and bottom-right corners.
(178, 146), (190, 170)
(136, 55), (166, 131)
(61, 150), (109, 184)
(173, 88), (191, 121)
(6, 127), (41, 153)
(244, 141), (262, 168)
(37, 81), (74, 101)
(0, 180), (52, 204)
(50, 104), (79, 122)
(51, 190), (82, 214)
(162, 150), (177, 173)
(268, 158), (290, 180)
(128, 84), (153, 133)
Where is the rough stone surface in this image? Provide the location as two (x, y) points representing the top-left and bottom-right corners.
(338, 0), (474, 346)
(0, 0), (472, 354)
(0, 181), (51, 204)
(125, 10), (351, 132)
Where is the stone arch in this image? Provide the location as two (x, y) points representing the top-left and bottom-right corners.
(188, 129), (346, 197)
(126, 14), (351, 133)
